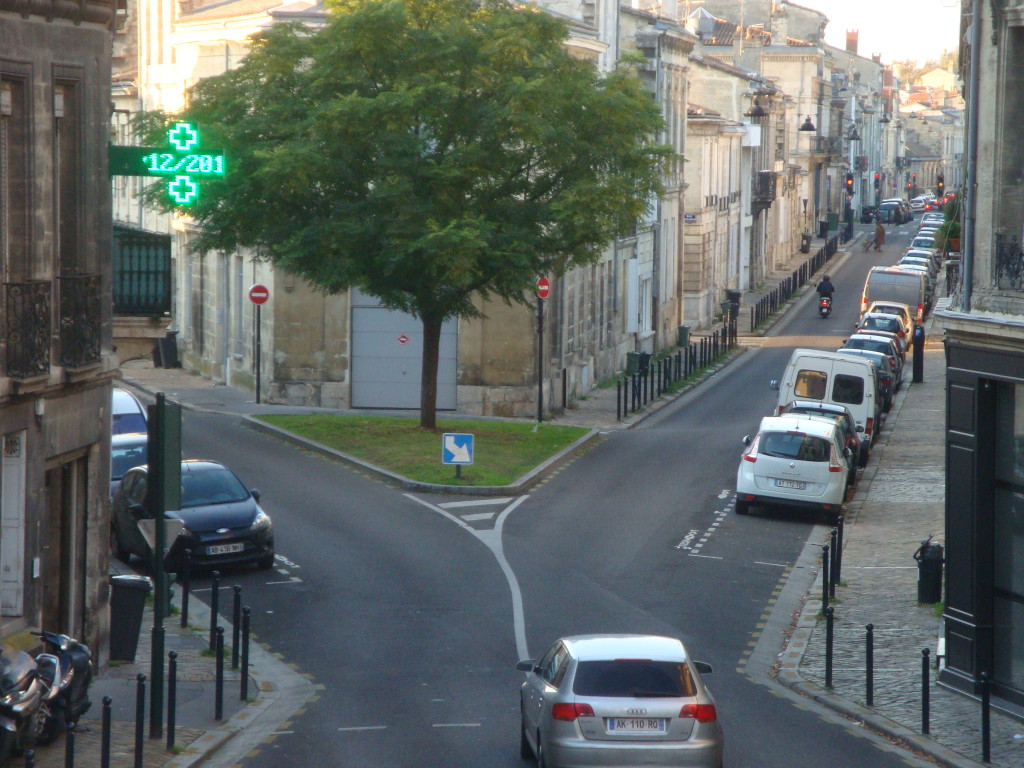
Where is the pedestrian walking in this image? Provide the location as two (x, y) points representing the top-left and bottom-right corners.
(874, 219), (886, 251)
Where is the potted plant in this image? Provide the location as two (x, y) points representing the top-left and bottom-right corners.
(937, 209), (961, 252)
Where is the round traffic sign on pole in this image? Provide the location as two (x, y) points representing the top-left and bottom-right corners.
(536, 277), (550, 299)
(249, 284), (269, 305)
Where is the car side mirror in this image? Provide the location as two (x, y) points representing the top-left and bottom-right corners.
(769, 379), (779, 391)
(250, 489), (261, 502)
(856, 425), (864, 433)
(516, 660), (536, 673)
(693, 661), (713, 674)
(742, 435), (752, 447)
(127, 502), (149, 518)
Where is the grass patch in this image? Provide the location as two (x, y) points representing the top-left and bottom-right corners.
(256, 414), (588, 486)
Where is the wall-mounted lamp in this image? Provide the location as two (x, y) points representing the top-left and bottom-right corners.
(847, 126), (861, 141)
(34, 398), (45, 421)
(879, 113), (891, 124)
(745, 97), (767, 118)
(799, 115), (816, 132)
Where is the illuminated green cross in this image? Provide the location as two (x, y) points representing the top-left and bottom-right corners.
(109, 121), (225, 207)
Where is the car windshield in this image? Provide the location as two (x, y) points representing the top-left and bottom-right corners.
(572, 660), (697, 698)
(113, 412), (147, 435)
(861, 317), (900, 333)
(760, 432), (831, 462)
(181, 467), (250, 507)
(846, 338), (892, 356)
(112, 442), (148, 480)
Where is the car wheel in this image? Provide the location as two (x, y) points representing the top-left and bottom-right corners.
(112, 526), (131, 564)
(256, 551), (276, 570)
(858, 449), (869, 468)
(735, 499), (750, 515)
(519, 715), (533, 760)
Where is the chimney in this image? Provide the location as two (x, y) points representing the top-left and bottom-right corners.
(846, 30), (858, 55)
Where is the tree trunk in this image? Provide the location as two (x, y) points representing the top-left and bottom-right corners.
(419, 315), (442, 429)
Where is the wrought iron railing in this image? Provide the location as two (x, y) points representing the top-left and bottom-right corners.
(995, 233), (1024, 291)
(59, 274), (102, 369)
(753, 170), (777, 207)
(4, 281), (51, 380)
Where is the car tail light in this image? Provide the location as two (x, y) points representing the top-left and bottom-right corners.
(865, 417), (874, 437)
(743, 434), (760, 463)
(828, 448), (845, 473)
(917, 304), (924, 322)
(889, 356), (898, 370)
(552, 703), (594, 721)
(679, 704), (717, 723)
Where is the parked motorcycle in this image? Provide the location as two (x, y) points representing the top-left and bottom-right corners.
(32, 631), (93, 745)
(818, 296), (832, 318)
(0, 647), (45, 764)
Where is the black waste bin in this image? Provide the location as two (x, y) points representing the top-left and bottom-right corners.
(818, 220), (829, 239)
(638, 352), (652, 375)
(913, 538), (944, 604)
(110, 574), (153, 662)
(800, 233), (812, 253)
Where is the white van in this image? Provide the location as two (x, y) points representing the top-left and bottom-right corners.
(772, 349), (882, 450)
(860, 267), (928, 322)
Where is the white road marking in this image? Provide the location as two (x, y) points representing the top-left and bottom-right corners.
(440, 498), (512, 508)
(406, 493), (531, 660)
(461, 512), (496, 521)
(754, 561), (789, 568)
(432, 723), (481, 728)
(688, 553), (724, 560)
(264, 578), (303, 585)
(338, 725), (387, 732)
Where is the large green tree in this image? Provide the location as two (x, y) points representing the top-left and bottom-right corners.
(147, 0), (670, 428)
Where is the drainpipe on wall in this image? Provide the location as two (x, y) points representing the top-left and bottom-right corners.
(961, 1), (981, 312)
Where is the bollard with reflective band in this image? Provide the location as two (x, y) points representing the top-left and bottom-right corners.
(912, 325), (925, 383)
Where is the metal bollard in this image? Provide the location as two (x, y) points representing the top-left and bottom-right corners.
(834, 516), (844, 581)
(209, 570), (221, 650)
(981, 671), (991, 762)
(134, 674), (146, 768)
(24, 750), (34, 768)
(865, 624), (874, 706)
(180, 549), (192, 628)
(241, 606), (251, 701)
(167, 651), (178, 752)
(921, 648), (931, 734)
(912, 325), (925, 383)
(216, 626), (225, 721)
(65, 721), (75, 768)
(101, 696), (112, 768)
(829, 528), (838, 598)
(825, 606), (834, 689)
(616, 377), (622, 422)
(821, 544), (830, 611)
(233, 585), (242, 668)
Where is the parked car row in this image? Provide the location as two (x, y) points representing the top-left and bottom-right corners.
(108, 385), (275, 574)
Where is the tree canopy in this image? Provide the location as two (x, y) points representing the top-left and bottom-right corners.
(143, 0), (671, 427)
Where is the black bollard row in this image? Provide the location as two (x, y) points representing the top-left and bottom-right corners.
(241, 606), (251, 701)
(216, 626), (225, 721)
(921, 648), (931, 734)
(101, 696), (112, 768)
(134, 674), (146, 768)
(825, 606), (834, 689)
(233, 585), (242, 669)
(821, 544), (830, 611)
(829, 527), (838, 598)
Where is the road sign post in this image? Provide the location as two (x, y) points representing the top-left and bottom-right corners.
(536, 278), (550, 423)
(249, 285), (269, 403)
(442, 433), (474, 480)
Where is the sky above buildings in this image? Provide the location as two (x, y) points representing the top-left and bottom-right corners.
(799, 0), (963, 65)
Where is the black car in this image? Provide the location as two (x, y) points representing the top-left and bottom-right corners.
(111, 460), (275, 572)
(860, 205), (878, 223)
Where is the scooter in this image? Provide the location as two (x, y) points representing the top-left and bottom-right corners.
(818, 295), (832, 318)
(0, 648), (45, 764)
(31, 631), (93, 746)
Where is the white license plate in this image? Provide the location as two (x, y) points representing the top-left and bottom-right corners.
(775, 478), (806, 490)
(607, 718), (666, 733)
(207, 543), (244, 556)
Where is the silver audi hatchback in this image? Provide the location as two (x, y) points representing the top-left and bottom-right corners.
(517, 634), (723, 768)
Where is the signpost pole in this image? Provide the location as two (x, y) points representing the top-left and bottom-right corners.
(255, 304), (261, 405)
(537, 296), (544, 423)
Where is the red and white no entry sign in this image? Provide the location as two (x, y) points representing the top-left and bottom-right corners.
(248, 284), (269, 305)
(536, 276), (550, 299)
(397, 334), (409, 345)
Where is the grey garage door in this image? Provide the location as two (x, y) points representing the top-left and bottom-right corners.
(350, 289), (457, 410)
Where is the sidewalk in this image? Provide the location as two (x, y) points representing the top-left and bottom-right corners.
(109, 230), (1024, 768)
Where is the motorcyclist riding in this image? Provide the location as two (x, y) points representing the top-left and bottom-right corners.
(816, 275), (835, 301)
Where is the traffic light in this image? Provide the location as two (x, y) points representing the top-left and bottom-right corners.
(937, 174), (944, 194)
(874, 172), (880, 190)
(845, 173), (854, 193)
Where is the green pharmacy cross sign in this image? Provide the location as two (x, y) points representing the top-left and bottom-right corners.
(109, 122), (225, 205)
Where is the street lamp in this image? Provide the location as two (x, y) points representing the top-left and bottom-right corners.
(800, 115), (816, 132)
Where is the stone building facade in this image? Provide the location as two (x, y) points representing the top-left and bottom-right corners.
(1, 0), (117, 656)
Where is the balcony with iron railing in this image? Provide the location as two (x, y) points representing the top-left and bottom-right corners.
(59, 274), (102, 371)
(752, 170), (777, 212)
(4, 280), (51, 381)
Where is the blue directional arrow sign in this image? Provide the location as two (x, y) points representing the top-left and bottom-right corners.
(442, 433), (474, 465)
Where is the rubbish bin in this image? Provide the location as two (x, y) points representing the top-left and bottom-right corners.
(110, 574), (153, 662)
(725, 289), (742, 316)
(800, 233), (812, 253)
(817, 220), (829, 239)
(913, 537), (944, 604)
(638, 352), (652, 375)
(827, 212), (839, 231)
(625, 352), (640, 376)
(158, 330), (180, 369)
(677, 325), (690, 348)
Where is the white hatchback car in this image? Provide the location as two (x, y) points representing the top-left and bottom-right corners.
(736, 415), (849, 521)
